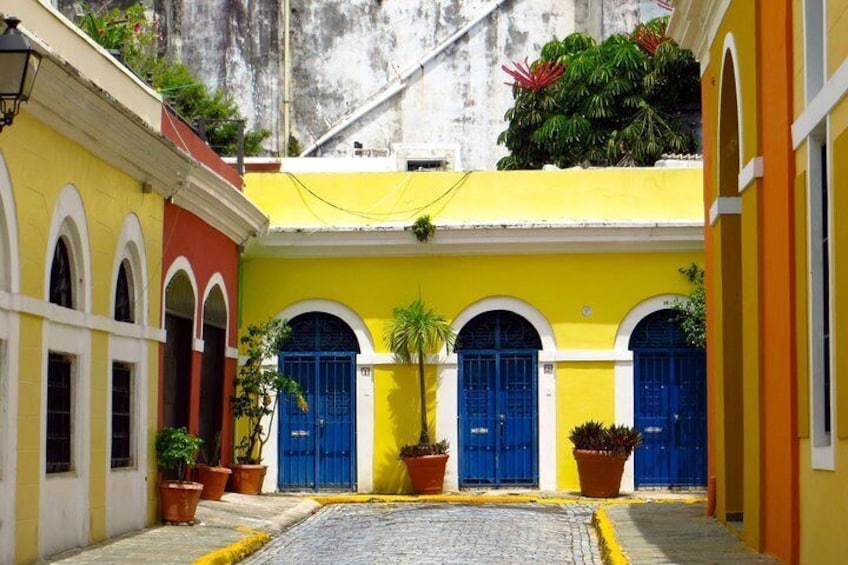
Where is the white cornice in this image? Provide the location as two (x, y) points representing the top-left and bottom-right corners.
(247, 221), (704, 258)
(668, 0), (731, 65)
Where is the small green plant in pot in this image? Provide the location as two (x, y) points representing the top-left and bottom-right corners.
(385, 299), (456, 494)
(156, 426), (203, 524)
(570, 420), (642, 498)
(230, 317), (307, 494)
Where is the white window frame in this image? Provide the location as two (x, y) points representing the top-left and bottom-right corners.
(109, 361), (135, 470)
(807, 127), (836, 470)
(804, 0), (826, 103)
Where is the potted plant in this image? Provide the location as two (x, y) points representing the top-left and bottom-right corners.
(570, 420), (642, 498)
(156, 426), (204, 523)
(194, 432), (231, 501)
(385, 299), (456, 494)
(230, 317), (307, 494)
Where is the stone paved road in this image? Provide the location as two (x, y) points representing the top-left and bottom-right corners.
(244, 503), (602, 565)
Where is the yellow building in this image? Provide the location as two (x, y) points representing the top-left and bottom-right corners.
(0, 3), (265, 562)
(242, 168), (705, 494)
(671, 1), (848, 562)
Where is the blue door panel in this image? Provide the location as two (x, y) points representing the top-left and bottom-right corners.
(279, 353), (355, 491)
(634, 349), (706, 488)
(459, 351), (537, 487)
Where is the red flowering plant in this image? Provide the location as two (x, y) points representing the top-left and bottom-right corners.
(79, 4), (160, 65)
(502, 58), (566, 92)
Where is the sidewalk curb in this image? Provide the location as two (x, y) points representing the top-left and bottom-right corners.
(310, 494), (706, 506)
(593, 507), (629, 565)
(192, 527), (271, 565)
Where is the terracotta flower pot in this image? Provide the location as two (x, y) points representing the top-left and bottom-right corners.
(228, 464), (267, 494)
(573, 449), (628, 498)
(194, 464), (233, 501)
(158, 480), (203, 523)
(403, 454), (449, 494)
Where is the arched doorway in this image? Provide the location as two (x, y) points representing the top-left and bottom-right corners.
(199, 286), (226, 464)
(630, 309), (706, 487)
(163, 271), (194, 430)
(718, 47), (745, 521)
(456, 310), (541, 487)
(278, 312), (359, 490)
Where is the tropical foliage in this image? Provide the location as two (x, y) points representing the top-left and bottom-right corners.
(385, 299), (456, 449)
(76, 3), (269, 156)
(672, 263), (706, 349)
(232, 318), (307, 465)
(155, 426), (203, 481)
(497, 17), (700, 169)
(569, 421), (643, 457)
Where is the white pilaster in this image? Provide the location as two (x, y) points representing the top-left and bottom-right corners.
(355, 361), (374, 493)
(437, 358), (459, 491)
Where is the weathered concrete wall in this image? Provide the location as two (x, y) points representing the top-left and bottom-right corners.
(60, 0), (671, 167)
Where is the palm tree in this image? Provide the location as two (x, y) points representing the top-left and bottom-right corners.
(385, 299), (456, 446)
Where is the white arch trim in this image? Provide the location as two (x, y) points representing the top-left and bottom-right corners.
(201, 273), (231, 341)
(162, 256), (200, 337)
(614, 293), (687, 493)
(274, 299), (375, 355)
(719, 32), (745, 173)
(44, 184), (92, 313)
(440, 296), (557, 491)
(110, 213), (149, 326)
(0, 152), (20, 294)
(450, 296), (557, 353)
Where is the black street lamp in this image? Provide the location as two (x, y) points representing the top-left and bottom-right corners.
(0, 17), (41, 133)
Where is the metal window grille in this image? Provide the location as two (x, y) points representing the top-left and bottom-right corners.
(47, 353), (72, 473)
(821, 143), (831, 434)
(49, 238), (73, 309)
(111, 362), (132, 468)
(455, 310), (542, 351)
(628, 309), (689, 350)
(114, 261), (134, 323)
(281, 312), (360, 353)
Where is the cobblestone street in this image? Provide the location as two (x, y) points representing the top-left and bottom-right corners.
(244, 503), (602, 565)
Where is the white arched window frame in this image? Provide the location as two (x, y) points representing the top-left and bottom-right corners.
(111, 214), (148, 326)
(162, 257), (200, 346)
(439, 296), (557, 492)
(200, 274), (231, 352)
(44, 185), (91, 313)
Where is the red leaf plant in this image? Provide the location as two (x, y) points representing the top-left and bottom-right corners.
(502, 58), (565, 92)
(632, 19), (669, 55)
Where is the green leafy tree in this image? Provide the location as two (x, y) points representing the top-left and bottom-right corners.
(385, 299), (456, 447)
(232, 318), (307, 464)
(497, 17), (700, 169)
(672, 263), (706, 349)
(77, 3), (269, 157)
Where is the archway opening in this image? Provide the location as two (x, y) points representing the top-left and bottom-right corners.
(200, 286), (227, 464)
(278, 312), (359, 490)
(455, 310), (541, 487)
(718, 49), (745, 524)
(163, 271), (194, 430)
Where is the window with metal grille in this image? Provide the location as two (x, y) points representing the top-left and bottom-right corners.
(820, 143), (831, 434)
(49, 238), (73, 309)
(455, 310), (542, 351)
(114, 260), (134, 323)
(111, 362), (132, 468)
(281, 312), (360, 353)
(47, 353), (72, 473)
(628, 309), (689, 350)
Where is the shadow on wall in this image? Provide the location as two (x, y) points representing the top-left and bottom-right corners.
(373, 364), (438, 493)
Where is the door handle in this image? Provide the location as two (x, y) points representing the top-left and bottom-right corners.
(498, 414), (505, 425)
(318, 417), (325, 428)
(673, 413), (679, 423)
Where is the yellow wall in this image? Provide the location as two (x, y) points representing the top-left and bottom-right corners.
(243, 251), (702, 491)
(1, 111), (163, 562)
(245, 169), (703, 228)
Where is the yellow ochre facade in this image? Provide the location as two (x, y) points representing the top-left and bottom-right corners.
(242, 169), (705, 494)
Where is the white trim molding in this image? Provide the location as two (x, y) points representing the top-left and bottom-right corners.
(274, 299), (376, 356)
(162, 256), (199, 335)
(613, 294), (687, 492)
(720, 33), (745, 174)
(249, 221), (704, 259)
(439, 296), (557, 491)
(110, 213), (149, 326)
(668, 0), (732, 66)
(45, 184), (92, 313)
(738, 157), (764, 193)
(0, 310), (20, 564)
(0, 152), (20, 294)
(708, 196), (743, 226)
(793, 54), (848, 148)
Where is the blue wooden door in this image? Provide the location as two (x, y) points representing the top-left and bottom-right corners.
(459, 351), (537, 486)
(632, 310), (706, 487)
(278, 353), (356, 490)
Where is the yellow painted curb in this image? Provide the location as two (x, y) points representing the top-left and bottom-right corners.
(192, 527), (272, 565)
(309, 494), (668, 506)
(593, 507), (629, 565)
